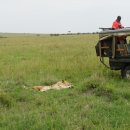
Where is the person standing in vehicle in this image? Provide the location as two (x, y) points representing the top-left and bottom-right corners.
(112, 16), (127, 55)
(112, 16), (124, 29)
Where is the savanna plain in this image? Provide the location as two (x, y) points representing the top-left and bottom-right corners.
(0, 34), (130, 130)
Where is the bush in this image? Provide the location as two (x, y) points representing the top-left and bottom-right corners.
(0, 92), (15, 108)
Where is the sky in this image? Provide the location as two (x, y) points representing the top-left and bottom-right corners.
(0, 0), (130, 33)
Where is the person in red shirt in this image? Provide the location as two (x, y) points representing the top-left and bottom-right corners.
(112, 16), (127, 54)
(112, 16), (124, 29)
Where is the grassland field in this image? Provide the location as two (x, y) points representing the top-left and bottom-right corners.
(0, 34), (130, 130)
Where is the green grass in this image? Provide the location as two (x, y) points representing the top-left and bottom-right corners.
(0, 34), (130, 130)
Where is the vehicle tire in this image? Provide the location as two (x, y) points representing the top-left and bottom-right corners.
(121, 66), (130, 79)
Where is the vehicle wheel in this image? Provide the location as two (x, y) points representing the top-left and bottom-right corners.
(121, 66), (130, 79)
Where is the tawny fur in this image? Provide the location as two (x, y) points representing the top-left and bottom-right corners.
(33, 80), (72, 92)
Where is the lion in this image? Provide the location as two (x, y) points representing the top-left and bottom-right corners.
(33, 80), (72, 92)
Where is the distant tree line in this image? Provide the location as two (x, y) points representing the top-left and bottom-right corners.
(0, 36), (7, 38)
(50, 32), (99, 36)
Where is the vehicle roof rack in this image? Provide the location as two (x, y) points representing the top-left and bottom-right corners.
(99, 28), (113, 31)
(99, 28), (130, 34)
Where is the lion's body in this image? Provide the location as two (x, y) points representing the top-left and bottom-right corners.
(33, 80), (71, 92)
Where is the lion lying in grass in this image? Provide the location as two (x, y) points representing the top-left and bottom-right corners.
(33, 80), (72, 92)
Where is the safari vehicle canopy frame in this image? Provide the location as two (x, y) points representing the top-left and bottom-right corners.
(95, 28), (130, 78)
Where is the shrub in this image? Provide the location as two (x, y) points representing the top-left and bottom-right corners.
(0, 92), (15, 108)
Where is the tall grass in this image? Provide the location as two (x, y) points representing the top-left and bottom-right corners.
(0, 34), (130, 130)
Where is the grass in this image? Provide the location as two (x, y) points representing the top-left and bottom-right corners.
(0, 34), (130, 130)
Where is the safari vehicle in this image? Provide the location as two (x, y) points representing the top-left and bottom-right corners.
(95, 28), (130, 79)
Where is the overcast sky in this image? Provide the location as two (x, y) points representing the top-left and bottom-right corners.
(0, 0), (130, 33)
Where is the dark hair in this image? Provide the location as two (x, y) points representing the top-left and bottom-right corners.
(117, 16), (121, 21)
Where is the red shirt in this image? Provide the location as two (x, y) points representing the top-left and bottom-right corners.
(112, 20), (123, 29)
(112, 20), (125, 42)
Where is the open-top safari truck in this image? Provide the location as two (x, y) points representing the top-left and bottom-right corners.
(95, 28), (130, 79)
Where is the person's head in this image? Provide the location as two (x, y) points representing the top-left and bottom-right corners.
(116, 16), (121, 22)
